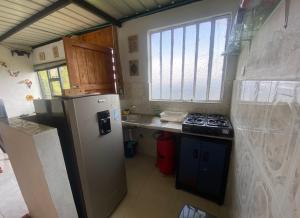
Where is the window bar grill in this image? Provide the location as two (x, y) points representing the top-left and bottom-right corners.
(149, 34), (153, 100)
(46, 70), (54, 97)
(149, 14), (230, 102)
(57, 67), (64, 91)
(180, 26), (186, 100)
(170, 29), (174, 100)
(192, 23), (200, 100)
(206, 19), (216, 101)
(159, 31), (162, 99)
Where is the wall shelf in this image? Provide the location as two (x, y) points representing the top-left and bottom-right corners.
(226, 0), (282, 55)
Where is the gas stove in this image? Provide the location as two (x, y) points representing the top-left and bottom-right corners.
(182, 113), (234, 137)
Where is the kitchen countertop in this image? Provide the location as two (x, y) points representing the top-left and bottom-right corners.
(122, 114), (182, 133)
(122, 114), (233, 140)
(0, 117), (54, 136)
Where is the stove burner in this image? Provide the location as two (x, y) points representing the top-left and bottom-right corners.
(184, 117), (195, 124)
(207, 119), (218, 126)
(195, 118), (205, 125)
(207, 119), (229, 127)
(182, 113), (233, 137)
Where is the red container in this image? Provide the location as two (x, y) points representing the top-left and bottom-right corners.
(156, 132), (176, 175)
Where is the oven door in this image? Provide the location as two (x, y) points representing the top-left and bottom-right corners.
(177, 134), (232, 204)
(197, 137), (228, 198)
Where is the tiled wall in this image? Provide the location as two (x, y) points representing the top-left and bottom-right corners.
(226, 0), (300, 217)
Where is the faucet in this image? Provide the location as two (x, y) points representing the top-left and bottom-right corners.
(130, 105), (137, 114)
(122, 105), (137, 115)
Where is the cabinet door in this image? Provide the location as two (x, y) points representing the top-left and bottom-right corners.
(197, 138), (227, 198)
(63, 37), (115, 93)
(76, 26), (124, 95)
(178, 136), (201, 187)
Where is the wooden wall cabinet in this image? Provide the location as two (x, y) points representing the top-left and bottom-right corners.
(32, 26), (123, 96)
(76, 26), (123, 95)
(63, 37), (115, 94)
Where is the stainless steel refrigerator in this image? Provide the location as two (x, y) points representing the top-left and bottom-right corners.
(0, 99), (7, 152)
(24, 94), (127, 218)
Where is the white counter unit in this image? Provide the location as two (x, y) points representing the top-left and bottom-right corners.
(0, 118), (78, 218)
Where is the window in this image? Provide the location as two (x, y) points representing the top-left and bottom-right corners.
(37, 65), (70, 98)
(149, 15), (230, 102)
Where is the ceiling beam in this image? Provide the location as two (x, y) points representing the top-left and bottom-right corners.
(71, 0), (121, 27)
(0, 0), (72, 42)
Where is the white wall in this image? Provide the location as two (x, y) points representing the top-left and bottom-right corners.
(117, 0), (239, 116)
(32, 40), (65, 65)
(0, 45), (41, 118)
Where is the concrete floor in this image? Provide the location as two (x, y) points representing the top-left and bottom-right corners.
(0, 151), (221, 218)
(111, 154), (222, 218)
(0, 150), (28, 218)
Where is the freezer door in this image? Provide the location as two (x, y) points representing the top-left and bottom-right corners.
(64, 94), (127, 218)
(0, 99), (7, 119)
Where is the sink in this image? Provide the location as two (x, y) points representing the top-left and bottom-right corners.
(122, 114), (157, 125)
(122, 114), (142, 122)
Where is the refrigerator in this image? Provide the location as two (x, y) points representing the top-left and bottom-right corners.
(0, 99), (7, 152)
(23, 94), (127, 218)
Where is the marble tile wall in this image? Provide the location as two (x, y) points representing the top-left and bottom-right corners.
(227, 80), (300, 218)
(226, 0), (300, 217)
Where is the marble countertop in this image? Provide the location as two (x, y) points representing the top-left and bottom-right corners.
(0, 117), (54, 136)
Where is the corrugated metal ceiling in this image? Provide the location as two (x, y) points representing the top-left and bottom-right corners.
(0, 0), (197, 48)
(87, 0), (171, 19)
(5, 4), (107, 46)
(0, 0), (107, 46)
